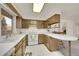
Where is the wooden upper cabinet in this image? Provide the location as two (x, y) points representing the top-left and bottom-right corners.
(43, 21), (48, 28)
(16, 16), (29, 28)
(16, 16), (22, 28)
(47, 14), (60, 25)
(22, 19), (30, 28)
(38, 34), (44, 44)
(16, 14), (60, 29)
(37, 21), (44, 28)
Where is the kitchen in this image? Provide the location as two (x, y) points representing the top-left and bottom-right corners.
(0, 3), (79, 56)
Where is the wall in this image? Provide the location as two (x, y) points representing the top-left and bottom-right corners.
(60, 16), (78, 37)
(0, 7), (1, 36)
(12, 16), (17, 34)
(74, 20), (79, 37)
(60, 18), (66, 32)
(66, 20), (75, 36)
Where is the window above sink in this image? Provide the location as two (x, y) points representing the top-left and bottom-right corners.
(1, 8), (13, 36)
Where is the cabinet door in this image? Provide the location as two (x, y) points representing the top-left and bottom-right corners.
(43, 21), (48, 28)
(38, 34), (43, 44)
(15, 45), (23, 56)
(43, 35), (48, 45)
(22, 40), (26, 55)
(38, 34), (48, 46)
(16, 16), (22, 28)
(48, 37), (59, 51)
(26, 35), (28, 46)
(15, 41), (23, 56)
(38, 34), (46, 44)
(22, 20), (29, 28)
(48, 14), (60, 25)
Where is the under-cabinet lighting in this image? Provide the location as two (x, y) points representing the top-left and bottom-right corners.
(33, 3), (44, 12)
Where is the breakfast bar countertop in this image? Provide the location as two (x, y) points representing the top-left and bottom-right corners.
(0, 29), (78, 56)
(44, 32), (78, 41)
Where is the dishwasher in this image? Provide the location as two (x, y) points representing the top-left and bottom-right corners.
(28, 33), (38, 45)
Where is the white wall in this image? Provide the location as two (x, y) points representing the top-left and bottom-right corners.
(74, 20), (79, 37)
(60, 19), (66, 32)
(0, 7), (1, 37)
(12, 16), (17, 34)
(66, 20), (79, 37)
(60, 17), (79, 37)
(66, 20), (76, 36)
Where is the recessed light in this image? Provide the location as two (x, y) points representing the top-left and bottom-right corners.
(33, 3), (44, 12)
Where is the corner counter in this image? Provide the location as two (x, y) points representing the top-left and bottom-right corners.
(0, 34), (27, 56)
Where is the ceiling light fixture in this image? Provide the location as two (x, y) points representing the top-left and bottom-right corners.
(33, 3), (44, 12)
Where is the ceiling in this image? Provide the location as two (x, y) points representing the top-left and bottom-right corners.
(13, 3), (79, 21)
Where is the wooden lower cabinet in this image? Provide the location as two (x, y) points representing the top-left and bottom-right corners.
(15, 40), (23, 56)
(15, 45), (23, 56)
(38, 34), (44, 44)
(47, 37), (59, 51)
(38, 34), (60, 52)
(38, 34), (47, 44)
(26, 35), (28, 46)
(11, 35), (28, 56)
(22, 36), (27, 55)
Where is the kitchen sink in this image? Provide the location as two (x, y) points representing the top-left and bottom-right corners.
(0, 36), (16, 45)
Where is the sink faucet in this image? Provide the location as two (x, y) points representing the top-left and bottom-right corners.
(5, 35), (9, 39)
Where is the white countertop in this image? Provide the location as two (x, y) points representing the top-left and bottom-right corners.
(16, 28), (78, 41)
(43, 32), (78, 41)
(0, 34), (26, 56)
(0, 29), (78, 56)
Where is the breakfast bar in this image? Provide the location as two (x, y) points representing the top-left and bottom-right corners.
(0, 29), (78, 56)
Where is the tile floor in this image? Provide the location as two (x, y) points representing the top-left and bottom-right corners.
(60, 40), (79, 56)
(25, 40), (79, 56)
(25, 44), (63, 56)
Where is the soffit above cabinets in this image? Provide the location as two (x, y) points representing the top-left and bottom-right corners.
(12, 3), (61, 20)
(13, 3), (79, 21)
